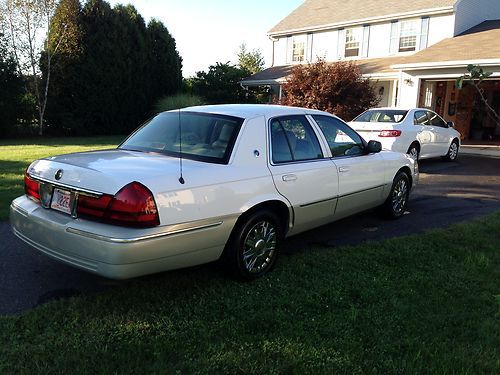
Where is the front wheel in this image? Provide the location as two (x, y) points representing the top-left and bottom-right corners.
(442, 140), (459, 161)
(382, 172), (410, 219)
(223, 210), (283, 281)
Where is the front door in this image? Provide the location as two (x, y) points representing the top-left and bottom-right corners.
(309, 115), (386, 220)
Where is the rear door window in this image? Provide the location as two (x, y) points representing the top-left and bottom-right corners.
(270, 115), (323, 163)
(414, 111), (430, 125)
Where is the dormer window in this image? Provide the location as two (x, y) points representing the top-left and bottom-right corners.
(292, 38), (305, 62)
(399, 19), (419, 52)
(345, 28), (361, 57)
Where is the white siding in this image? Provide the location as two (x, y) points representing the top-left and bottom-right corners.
(427, 14), (455, 47)
(454, 0), (500, 36)
(311, 30), (338, 61)
(367, 23), (392, 57)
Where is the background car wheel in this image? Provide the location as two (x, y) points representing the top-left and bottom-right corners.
(442, 140), (459, 162)
(406, 143), (420, 161)
(223, 209), (283, 281)
(382, 171), (410, 219)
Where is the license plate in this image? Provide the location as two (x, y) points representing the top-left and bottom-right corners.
(51, 188), (72, 215)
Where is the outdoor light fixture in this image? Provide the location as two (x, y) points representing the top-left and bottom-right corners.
(404, 78), (414, 86)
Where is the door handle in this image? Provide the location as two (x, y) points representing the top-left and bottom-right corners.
(282, 174), (297, 182)
(338, 166), (349, 173)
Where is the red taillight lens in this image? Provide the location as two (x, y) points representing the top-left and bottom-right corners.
(76, 182), (159, 228)
(107, 182), (160, 227)
(378, 130), (402, 137)
(24, 172), (40, 201)
(78, 194), (113, 218)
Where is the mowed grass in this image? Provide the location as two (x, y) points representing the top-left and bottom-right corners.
(0, 136), (124, 220)
(0, 213), (499, 373)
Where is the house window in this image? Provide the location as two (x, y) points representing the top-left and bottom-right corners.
(345, 28), (361, 57)
(399, 19), (418, 52)
(292, 38), (305, 62)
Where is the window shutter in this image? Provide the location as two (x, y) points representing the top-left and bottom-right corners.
(337, 28), (346, 58)
(389, 21), (399, 54)
(307, 33), (313, 61)
(419, 17), (430, 50)
(286, 36), (291, 64)
(361, 25), (370, 57)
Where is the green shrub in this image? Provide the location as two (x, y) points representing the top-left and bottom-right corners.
(154, 93), (204, 113)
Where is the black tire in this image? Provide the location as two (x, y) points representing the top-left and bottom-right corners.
(442, 139), (459, 161)
(406, 143), (420, 161)
(222, 209), (283, 281)
(382, 171), (410, 219)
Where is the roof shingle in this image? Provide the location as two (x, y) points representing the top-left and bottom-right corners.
(269, 0), (456, 35)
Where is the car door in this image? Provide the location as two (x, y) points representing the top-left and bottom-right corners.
(413, 110), (434, 157)
(426, 110), (453, 156)
(267, 115), (339, 235)
(310, 115), (386, 221)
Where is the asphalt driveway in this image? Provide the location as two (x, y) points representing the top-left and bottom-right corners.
(1, 155), (499, 315)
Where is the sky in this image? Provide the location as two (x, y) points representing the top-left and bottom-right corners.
(106, 0), (303, 77)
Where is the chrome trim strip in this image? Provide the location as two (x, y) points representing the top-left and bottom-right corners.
(66, 221), (223, 243)
(300, 196), (337, 208)
(28, 174), (103, 197)
(338, 184), (385, 199)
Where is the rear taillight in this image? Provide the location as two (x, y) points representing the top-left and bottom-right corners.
(76, 182), (160, 228)
(24, 172), (40, 201)
(378, 130), (402, 137)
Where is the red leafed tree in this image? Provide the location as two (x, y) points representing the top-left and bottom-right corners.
(280, 60), (379, 121)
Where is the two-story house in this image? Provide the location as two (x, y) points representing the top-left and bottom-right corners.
(242, 0), (500, 140)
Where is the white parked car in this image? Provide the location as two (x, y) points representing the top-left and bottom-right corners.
(349, 108), (461, 161)
(11, 105), (418, 280)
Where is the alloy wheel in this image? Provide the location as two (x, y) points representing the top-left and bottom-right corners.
(392, 178), (408, 215)
(242, 220), (277, 274)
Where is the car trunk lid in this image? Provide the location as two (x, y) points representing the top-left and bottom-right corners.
(27, 149), (194, 195)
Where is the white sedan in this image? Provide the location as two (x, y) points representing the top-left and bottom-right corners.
(11, 105), (418, 280)
(349, 108), (461, 161)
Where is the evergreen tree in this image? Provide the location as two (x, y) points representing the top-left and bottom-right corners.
(43, 0), (183, 135)
(237, 43), (264, 74)
(0, 32), (24, 137)
(43, 0), (84, 134)
(147, 19), (182, 106)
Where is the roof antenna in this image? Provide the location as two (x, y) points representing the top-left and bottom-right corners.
(178, 109), (185, 184)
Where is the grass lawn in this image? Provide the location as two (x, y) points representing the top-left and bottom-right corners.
(0, 212), (498, 373)
(0, 136), (124, 220)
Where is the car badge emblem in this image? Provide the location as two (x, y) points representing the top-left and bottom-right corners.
(55, 169), (63, 180)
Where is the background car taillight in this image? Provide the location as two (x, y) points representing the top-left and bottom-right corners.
(24, 172), (40, 201)
(378, 130), (402, 137)
(77, 182), (160, 227)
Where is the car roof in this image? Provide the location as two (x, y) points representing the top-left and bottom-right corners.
(365, 107), (435, 112)
(174, 104), (330, 119)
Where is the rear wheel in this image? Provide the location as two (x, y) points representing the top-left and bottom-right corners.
(442, 140), (459, 161)
(382, 171), (410, 219)
(223, 209), (282, 280)
(406, 143), (420, 161)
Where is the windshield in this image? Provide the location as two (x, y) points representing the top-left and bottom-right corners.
(353, 109), (408, 123)
(120, 111), (244, 164)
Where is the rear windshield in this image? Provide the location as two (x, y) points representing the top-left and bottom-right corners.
(119, 111), (244, 164)
(353, 109), (408, 123)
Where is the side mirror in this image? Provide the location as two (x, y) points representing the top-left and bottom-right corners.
(366, 140), (382, 154)
(447, 121), (455, 128)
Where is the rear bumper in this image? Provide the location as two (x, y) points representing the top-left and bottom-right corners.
(10, 196), (235, 279)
